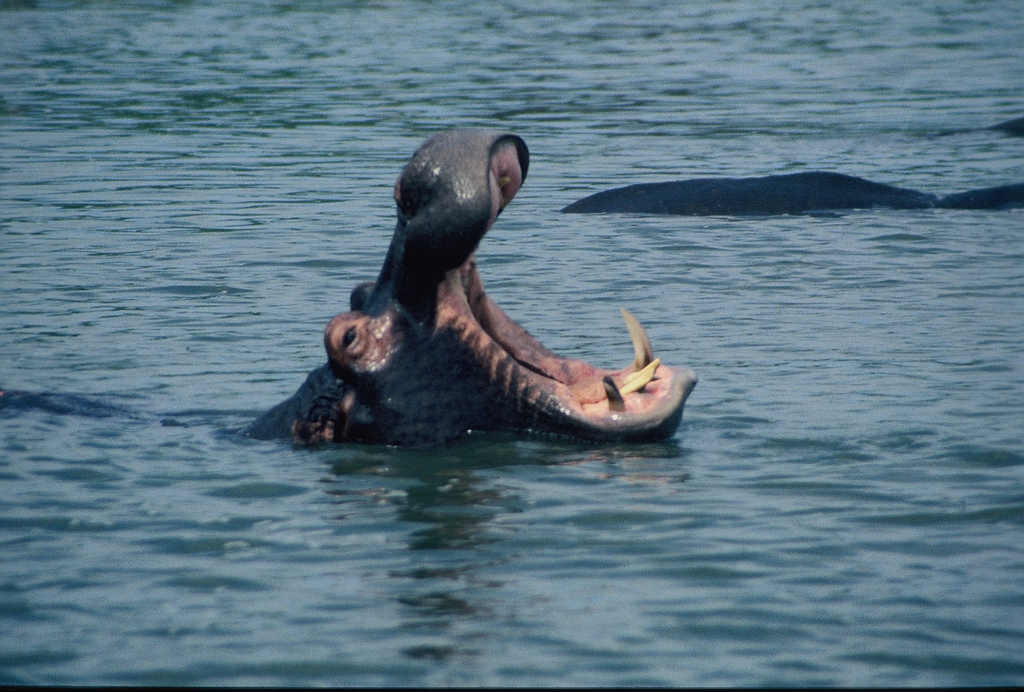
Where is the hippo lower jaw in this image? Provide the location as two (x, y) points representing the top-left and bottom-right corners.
(418, 253), (698, 442)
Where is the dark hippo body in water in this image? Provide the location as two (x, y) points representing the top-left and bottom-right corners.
(563, 117), (1024, 216)
(0, 389), (136, 419)
(987, 116), (1024, 137)
(562, 172), (1024, 216)
(939, 115), (1024, 138)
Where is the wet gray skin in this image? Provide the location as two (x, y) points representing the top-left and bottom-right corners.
(561, 171), (1024, 215)
(562, 117), (1024, 216)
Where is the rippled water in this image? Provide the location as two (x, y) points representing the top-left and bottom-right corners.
(2, 0), (1023, 686)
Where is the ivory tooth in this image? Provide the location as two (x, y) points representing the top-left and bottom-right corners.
(620, 307), (654, 371)
(623, 357), (660, 386)
(621, 358), (660, 395)
(603, 375), (625, 412)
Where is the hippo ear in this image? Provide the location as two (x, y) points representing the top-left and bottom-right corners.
(370, 131), (528, 322)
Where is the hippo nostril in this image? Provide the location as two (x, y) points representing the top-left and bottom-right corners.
(343, 327), (357, 348)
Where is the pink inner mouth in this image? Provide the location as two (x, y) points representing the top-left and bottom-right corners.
(436, 256), (685, 422)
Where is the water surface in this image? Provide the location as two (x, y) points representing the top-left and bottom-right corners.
(2, 0), (1023, 686)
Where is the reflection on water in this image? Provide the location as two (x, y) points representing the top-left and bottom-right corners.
(327, 436), (691, 552)
(322, 435), (697, 667)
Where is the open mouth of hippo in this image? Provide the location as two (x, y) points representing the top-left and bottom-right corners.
(247, 130), (697, 446)
(324, 249), (697, 443)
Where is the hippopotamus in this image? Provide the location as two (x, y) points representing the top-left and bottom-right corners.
(987, 116), (1024, 138)
(245, 130), (698, 446)
(562, 117), (1024, 216)
(941, 115), (1024, 138)
(561, 172), (1024, 216)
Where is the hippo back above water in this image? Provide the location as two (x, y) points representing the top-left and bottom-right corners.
(562, 171), (1024, 216)
(562, 117), (1024, 216)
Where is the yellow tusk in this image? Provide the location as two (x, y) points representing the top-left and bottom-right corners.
(620, 307), (654, 371)
(603, 376), (625, 412)
(620, 358), (660, 395)
(497, 175), (511, 188)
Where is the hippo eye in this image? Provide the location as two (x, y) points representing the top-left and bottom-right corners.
(343, 327), (357, 348)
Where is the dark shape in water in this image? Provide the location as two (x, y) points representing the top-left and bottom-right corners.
(0, 389), (135, 419)
(561, 172), (1024, 216)
(987, 116), (1024, 137)
(937, 115), (1024, 138)
(562, 117), (1024, 216)
(246, 130), (697, 446)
